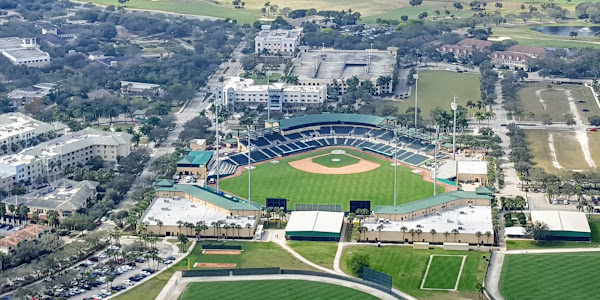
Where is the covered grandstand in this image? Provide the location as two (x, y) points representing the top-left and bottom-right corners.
(210, 113), (450, 177)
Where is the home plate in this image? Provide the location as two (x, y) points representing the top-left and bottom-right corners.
(331, 158), (341, 162)
(331, 150), (346, 154)
(271, 161), (280, 164)
(244, 166), (256, 170)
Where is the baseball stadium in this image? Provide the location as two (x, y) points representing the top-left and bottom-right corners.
(211, 113), (455, 211)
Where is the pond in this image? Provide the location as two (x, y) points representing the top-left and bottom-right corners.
(531, 26), (600, 37)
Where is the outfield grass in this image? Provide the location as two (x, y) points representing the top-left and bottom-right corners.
(180, 280), (379, 300)
(311, 153), (360, 168)
(112, 241), (314, 300)
(221, 148), (443, 210)
(421, 255), (464, 290)
(500, 252), (600, 300)
(288, 241), (338, 269)
(375, 70), (481, 118)
(341, 246), (487, 299)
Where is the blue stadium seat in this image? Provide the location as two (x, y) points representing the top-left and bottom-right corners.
(353, 127), (370, 136)
(332, 126), (352, 135)
(285, 133), (302, 140)
(228, 154), (249, 165)
(262, 148), (277, 158)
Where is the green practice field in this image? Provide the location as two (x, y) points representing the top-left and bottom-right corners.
(376, 70), (481, 118)
(311, 153), (360, 168)
(288, 241), (338, 269)
(180, 280), (379, 300)
(341, 246), (487, 299)
(220, 148), (443, 210)
(500, 252), (600, 300)
(421, 255), (465, 290)
(112, 241), (314, 300)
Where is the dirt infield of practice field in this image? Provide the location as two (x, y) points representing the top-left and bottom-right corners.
(203, 250), (242, 255)
(289, 153), (381, 175)
(194, 262), (237, 268)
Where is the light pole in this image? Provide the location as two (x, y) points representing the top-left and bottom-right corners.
(451, 97), (458, 160)
(394, 130), (398, 206)
(433, 124), (439, 196)
(266, 71), (271, 121)
(247, 125), (252, 203)
(215, 99), (220, 192)
(414, 70), (419, 129)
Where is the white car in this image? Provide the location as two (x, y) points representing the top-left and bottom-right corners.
(122, 280), (134, 286)
(97, 253), (107, 258)
(100, 216), (108, 222)
(140, 271), (151, 276)
(92, 295), (103, 299)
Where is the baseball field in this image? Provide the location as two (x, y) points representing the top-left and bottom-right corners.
(220, 148), (443, 211)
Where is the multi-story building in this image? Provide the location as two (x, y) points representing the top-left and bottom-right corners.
(218, 77), (327, 110)
(0, 154), (43, 188)
(255, 25), (302, 56)
(0, 112), (67, 153)
(489, 45), (546, 71)
(0, 37), (51, 67)
(438, 38), (493, 58)
(288, 47), (398, 95)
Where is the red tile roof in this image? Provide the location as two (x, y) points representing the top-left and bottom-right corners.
(457, 38), (493, 49)
(0, 224), (51, 250)
(507, 45), (546, 56)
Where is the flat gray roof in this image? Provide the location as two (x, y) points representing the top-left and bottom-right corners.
(0, 37), (23, 51)
(290, 49), (396, 81)
(2, 48), (49, 60)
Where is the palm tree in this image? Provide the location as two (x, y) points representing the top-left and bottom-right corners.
(415, 229), (422, 241)
(357, 225), (368, 241)
(156, 219), (163, 236)
(485, 231), (492, 245)
(430, 229), (436, 243)
(408, 229), (415, 242)
(110, 226), (122, 245)
(475, 231), (482, 245)
(377, 224), (384, 241)
(347, 213), (356, 226)
(8, 204), (14, 226)
(235, 224), (242, 238)
(444, 231), (450, 242)
(587, 205), (595, 220)
(177, 220), (183, 235)
(452, 229), (459, 242)
(223, 224), (231, 239)
(400, 226), (408, 242)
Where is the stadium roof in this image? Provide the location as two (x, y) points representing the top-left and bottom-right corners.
(285, 211), (344, 237)
(154, 182), (260, 211)
(278, 113), (386, 130)
(457, 160), (488, 175)
(373, 191), (492, 214)
(177, 151), (213, 166)
(530, 211), (591, 238)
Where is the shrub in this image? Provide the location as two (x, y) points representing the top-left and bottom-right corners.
(519, 218), (527, 225)
(504, 213), (512, 219)
(505, 219), (513, 227)
(348, 253), (370, 278)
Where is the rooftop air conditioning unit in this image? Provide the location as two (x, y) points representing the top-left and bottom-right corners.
(248, 215), (255, 220)
(458, 226), (464, 230)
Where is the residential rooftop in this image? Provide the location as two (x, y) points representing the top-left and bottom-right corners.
(21, 128), (131, 158)
(364, 205), (493, 235)
(1, 179), (98, 211)
(0, 224), (51, 250)
(0, 113), (65, 140)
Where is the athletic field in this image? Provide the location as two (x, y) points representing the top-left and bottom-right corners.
(500, 252), (600, 300)
(421, 255), (466, 290)
(220, 148), (443, 210)
(179, 280), (379, 300)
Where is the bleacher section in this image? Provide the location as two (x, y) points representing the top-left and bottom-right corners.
(252, 137), (270, 147)
(403, 154), (429, 166)
(379, 131), (394, 141)
(228, 153), (249, 165)
(262, 148), (278, 158)
(332, 126), (352, 135)
(285, 132), (303, 140)
(352, 127), (370, 136)
(318, 126), (331, 135)
(265, 133), (286, 143)
(249, 151), (269, 163)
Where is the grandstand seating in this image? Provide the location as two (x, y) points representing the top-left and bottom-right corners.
(278, 144), (292, 151)
(228, 153), (249, 165)
(332, 126), (352, 135)
(318, 126), (331, 135)
(369, 129), (385, 137)
(250, 151), (269, 162)
(261, 148), (278, 158)
(352, 127), (370, 136)
(403, 154), (428, 165)
(379, 131), (394, 141)
(326, 138), (335, 145)
(270, 146), (284, 154)
(265, 133), (286, 143)
(252, 137), (270, 147)
(299, 130), (316, 138)
(285, 132), (303, 140)
(286, 143), (300, 150)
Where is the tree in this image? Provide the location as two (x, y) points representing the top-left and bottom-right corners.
(401, 15), (408, 22)
(409, 0), (423, 6)
(495, 2), (502, 10)
(526, 221), (550, 242)
(377, 224), (384, 240)
(430, 229), (436, 243)
(177, 233), (189, 251)
(453, 2), (464, 11)
(474, 282), (485, 299)
(357, 225), (367, 241)
(348, 253), (370, 277)
(563, 112), (576, 126)
(485, 231), (492, 244)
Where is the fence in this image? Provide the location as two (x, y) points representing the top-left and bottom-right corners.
(182, 268), (280, 277)
(295, 204), (342, 212)
(363, 267), (393, 291)
(201, 245), (243, 250)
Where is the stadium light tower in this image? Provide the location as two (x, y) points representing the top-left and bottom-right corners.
(433, 124), (439, 196)
(394, 130), (398, 206)
(414, 70), (419, 129)
(247, 125), (252, 203)
(451, 96), (458, 160)
(215, 95), (221, 192)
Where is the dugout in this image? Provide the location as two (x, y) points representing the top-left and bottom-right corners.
(285, 211), (344, 241)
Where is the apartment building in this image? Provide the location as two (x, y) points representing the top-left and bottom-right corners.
(218, 77), (327, 110)
(0, 113), (67, 154)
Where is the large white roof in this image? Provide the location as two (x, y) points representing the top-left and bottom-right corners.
(457, 160), (487, 175)
(530, 211), (591, 233)
(286, 211), (344, 234)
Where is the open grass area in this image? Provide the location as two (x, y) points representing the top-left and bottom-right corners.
(341, 246), (487, 299)
(112, 241), (314, 300)
(491, 23), (600, 49)
(517, 82), (600, 123)
(588, 132), (600, 167)
(288, 241), (338, 269)
(375, 70), (481, 118)
(311, 153), (360, 168)
(421, 255), (464, 290)
(166, 239), (191, 253)
(500, 252), (600, 300)
(524, 129), (592, 174)
(221, 148), (443, 210)
(180, 280), (379, 300)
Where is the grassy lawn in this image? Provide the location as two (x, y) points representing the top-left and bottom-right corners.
(288, 241), (338, 269)
(491, 23), (600, 49)
(311, 153), (360, 168)
(421, 255), (464, 290)
(524, 129), (591, 174)
(341, 246), (487, 299)
(221, 148), (444, 210)
(180, 280), (379, 300)
(375, 70), (481, 118)
(589, 132), (600, 168)
(112, 241), (314, 300)
(166, 239), (191, 253)
(500, 252), (600, 300)
(524, 130), (558, 174)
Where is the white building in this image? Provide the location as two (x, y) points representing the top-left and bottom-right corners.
(255, 26), (302, 56)
(530, 211), (591, 241)
(0, 37), (51, 67)
(0, 154), (43, 189)
(0, 113), (67, 153)
(218, 77), (326, 110)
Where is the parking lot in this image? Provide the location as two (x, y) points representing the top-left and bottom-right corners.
(0, 223), (17, 237)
